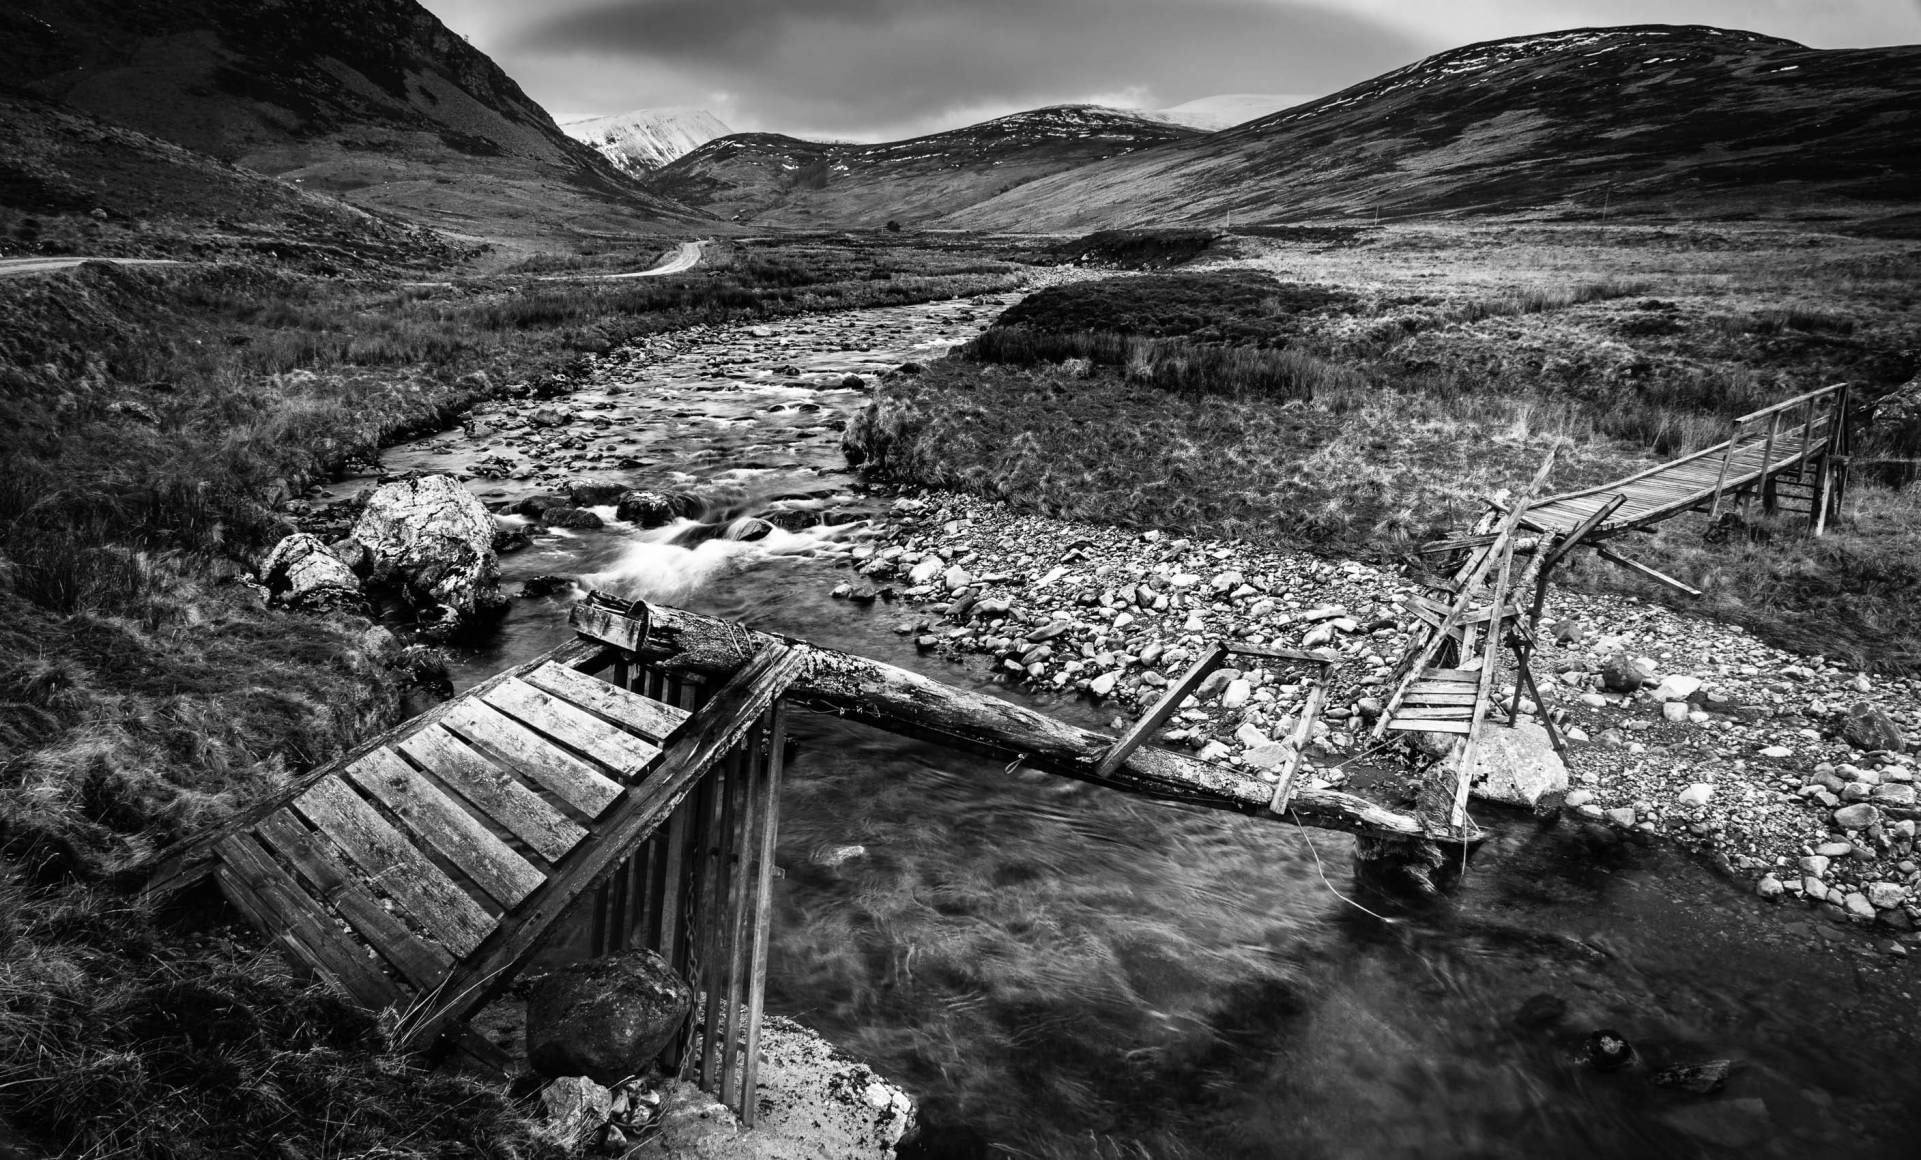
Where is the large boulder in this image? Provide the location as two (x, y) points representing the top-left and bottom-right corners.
(346, 475), (504, 625)
(526, 950), (693, 1085)
(565, 478), (627, 506)
(1841, 702), (1905, 753)
(1470, 720), (1569, 809)
(258, 533), (363, 612)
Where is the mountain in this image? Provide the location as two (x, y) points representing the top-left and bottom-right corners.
(0, 0), (705, 241)
(641, 105), (1201, 227)
(1146, 94), (1315, 131)
(944, 26), (1921, 231)
(559, 108), (732, 176)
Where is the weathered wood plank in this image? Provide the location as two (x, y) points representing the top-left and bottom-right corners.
(1385, 719), (1474, 734)
(398, 723), (586, 863)
(254, 810), (453, 990)
(215, 835), (397, 1007)
(483, 678), (664, 776)
(345, 749), (544, 909)
(1095, 643), (1228, 779)
(1391, 706), (1476, 720)
(578, 597), (1433, 841)
(139, 638), (605, 899)
(397, 643), (807, 1053)
(444, 699), (624, 818)
(292, 778), (495, 958)
(522, 661), (691, 743)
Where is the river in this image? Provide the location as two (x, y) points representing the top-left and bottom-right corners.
(325, 292), (1921, 1159)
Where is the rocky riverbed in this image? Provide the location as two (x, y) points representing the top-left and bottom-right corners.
(834, 488), (1921, 948)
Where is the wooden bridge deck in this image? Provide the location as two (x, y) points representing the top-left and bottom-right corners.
(1527, 387), (1844, 538)
(144, 634), (804, 1058)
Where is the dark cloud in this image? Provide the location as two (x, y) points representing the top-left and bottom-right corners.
(510, 0), (1429, 137)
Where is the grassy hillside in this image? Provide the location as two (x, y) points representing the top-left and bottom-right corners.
(944, 26), (1921, 231)
(847, 222), (1921, 669)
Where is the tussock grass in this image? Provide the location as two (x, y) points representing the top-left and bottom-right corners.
(852, 222), (1921, 669)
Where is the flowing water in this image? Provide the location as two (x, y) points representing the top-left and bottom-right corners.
(327, 296), (1921, 1159)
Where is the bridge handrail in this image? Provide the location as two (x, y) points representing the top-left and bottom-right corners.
(1733, 381), (1847, 425)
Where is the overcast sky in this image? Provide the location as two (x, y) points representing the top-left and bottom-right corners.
(418, 0), (1921, 141)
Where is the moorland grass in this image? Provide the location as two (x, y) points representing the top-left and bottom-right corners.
(849, 223), (1921, 670)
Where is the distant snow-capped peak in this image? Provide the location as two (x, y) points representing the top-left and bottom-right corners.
(558, 107), (732, 174)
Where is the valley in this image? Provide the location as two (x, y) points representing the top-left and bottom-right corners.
(1, 3), (1919, 1158)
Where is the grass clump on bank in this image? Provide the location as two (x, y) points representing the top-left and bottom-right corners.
(0, 232), (1032, 1156)
(849, 223), (1921, 671)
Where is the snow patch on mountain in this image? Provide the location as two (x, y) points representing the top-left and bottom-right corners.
(1147, 94), (1317, 131)
(559, 107), (732, 174)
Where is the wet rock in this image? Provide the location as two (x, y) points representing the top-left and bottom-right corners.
(840, 374), (867, 390)
(528, 406), (567, 427)
(565, 478), (627, 506)
(521, 575), (577, 599)
(526, 950), (694, 1085)
(1582, 1029), (1636, 1071)
(1514, 993), (1568, 1027)
(541, 505), (604, 530)
(492, 523), (532, 554)
(347, 475), (505, 625)
(616, 489), (680, 528)
(506, 493), (573, 518)
(1661, 1098), (1771, 1150)
(722, 517), (774, 542)
(1469, 720), (1567, 808)
(259, 533), (363, 612)
(1650, 1059), (1731, 1095)
(1841, 702), (1905, 753)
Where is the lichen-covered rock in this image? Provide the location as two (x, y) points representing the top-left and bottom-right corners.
(347, 475), (504, 624)
(1471, 720), (1569, 808)
(534, 1075), (613, 1153)
(1841, 701), (1905, 753)
(259, 533), (363, 612)
(526, 950), (693, 1085)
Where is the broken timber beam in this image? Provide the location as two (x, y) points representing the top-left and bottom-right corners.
(573, 597), (1435, 842)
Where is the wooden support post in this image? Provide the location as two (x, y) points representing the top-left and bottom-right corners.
(1759, 410), (1782, 514)
(1594, 544), (1703, 597)
(1095, 643), (1228, 779)
(1707, 418), (1741, 519)
(1268, 661), (1334, 816)
(1511, 639), (1571, 764)
(738, 704), (786, 1127)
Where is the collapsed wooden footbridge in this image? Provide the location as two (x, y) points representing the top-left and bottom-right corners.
(139, 383), (1858, 1117)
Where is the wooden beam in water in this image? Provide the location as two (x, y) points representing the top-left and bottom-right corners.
(572, 599), (1433, 842)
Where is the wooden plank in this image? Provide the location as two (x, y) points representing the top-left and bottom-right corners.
(482, 678), (664, 776)
(1095, 643), (1227, 778)
(292, 778), (495, 958)
(443, 699), (623, 818)
(1403, 693), (1481, 707)
(1385, 718), (1473, 734)
(1421, 669), (1482, 683)
(398, 724), (586, 863)
(396, 643), (808, 1054)
(215, 835), (397, 1008)
(139, 638), (605, 900)
(345, 749), (544, 910)
(522, 661), (691, 743)
(254, 810), (454, 990)
(1448, 527), (1519, 831)
(1391, 706), (1476, 720)
(573, 600), (650, 652)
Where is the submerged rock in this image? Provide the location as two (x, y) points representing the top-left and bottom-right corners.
(1650, 1059), (1732, 1095)
(526, 950), (693, 1085)
(616, 489), (680, 528)
(347, 475), (504, 625)
(1582, 1029), (1636, 1071)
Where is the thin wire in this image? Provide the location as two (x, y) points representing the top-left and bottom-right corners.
(1290, 813), (1401, 924)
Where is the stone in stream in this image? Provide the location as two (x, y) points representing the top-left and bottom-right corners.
(1650, 1059), (1732, 1095)
(1582, 1029), (1636, 1072)
(526, 950), (693, 1084)
(564, 478), (627, 506)
(614, 489), (679, 528)
(722, 517), (774, 542)
(346, 475), (504, 625)
(541, 506), (604, 530)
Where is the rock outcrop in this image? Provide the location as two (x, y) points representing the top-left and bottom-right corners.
(259, 533), (363, 612)
(345, 475), (504, 626)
